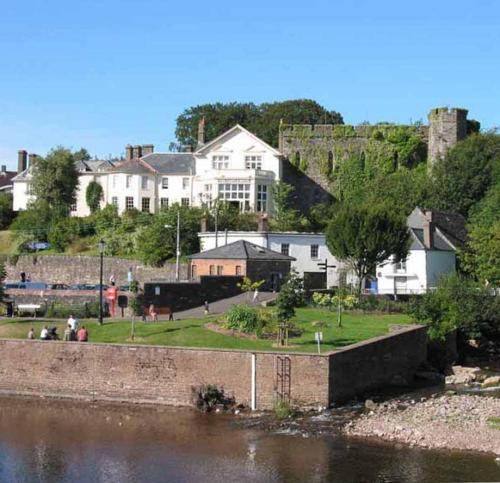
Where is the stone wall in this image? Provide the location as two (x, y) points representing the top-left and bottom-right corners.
(0, 325), (427, 410)
(5, 255), (189, 285)
(328, 325), (428, 404)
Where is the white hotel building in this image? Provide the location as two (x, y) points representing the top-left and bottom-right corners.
(13, 124), (282, 217)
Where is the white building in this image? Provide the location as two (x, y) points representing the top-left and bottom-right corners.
(12, 123), (282, 216)
(376, 207), (467, 295)
(198, 224), (353, 289)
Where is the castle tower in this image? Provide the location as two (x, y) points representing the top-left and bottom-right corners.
(427, 107), (468, 165)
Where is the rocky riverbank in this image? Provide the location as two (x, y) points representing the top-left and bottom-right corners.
(344, 393), (500, 456)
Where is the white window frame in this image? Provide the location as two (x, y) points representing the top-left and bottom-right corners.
(245, 155), (262, 170)
(162, 177), (168, 189)
(125, 196), (134, 210)
(310, 244), (319, 260)
(212, 155), (229, 170)
(181, 197), (190, 206)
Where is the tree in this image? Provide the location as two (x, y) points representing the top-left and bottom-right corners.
(275, 272), (303, 346)
(326, 204), (410, 295)
(175, 99), (343, 148)
(31, 147), (79, 210)
(269, 182), (308, 231)
(85, 181), (103, 214)
(0, 263), (6, 305)
(0, 193), (14, 229)
(73, 148), (91, 163)
(427, 133), (500, 218)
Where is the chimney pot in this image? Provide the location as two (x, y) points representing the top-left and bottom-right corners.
(18, 150), (28, 173)
(133, 145), (142, 159)
(142, 144), (154, 156)
(1, 165), (6, 173)
(125, 145), (133, 161)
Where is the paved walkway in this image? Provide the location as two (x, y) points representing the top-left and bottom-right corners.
(162, 291), (278, 320)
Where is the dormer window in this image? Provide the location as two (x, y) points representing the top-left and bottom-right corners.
(245, 155), (262, 170)
(212, 155), (229, 169)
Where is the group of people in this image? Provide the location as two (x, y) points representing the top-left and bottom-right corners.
(27, 315), (89, 342)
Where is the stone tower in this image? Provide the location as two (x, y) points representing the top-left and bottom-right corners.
(427, 107), (468, 165)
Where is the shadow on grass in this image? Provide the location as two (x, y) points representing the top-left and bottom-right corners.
(137, 325), (199, 338)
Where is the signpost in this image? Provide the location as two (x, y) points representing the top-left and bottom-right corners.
(315, 331), (323, 354)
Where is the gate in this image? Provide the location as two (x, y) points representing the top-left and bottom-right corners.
(275, 356), (291, 402)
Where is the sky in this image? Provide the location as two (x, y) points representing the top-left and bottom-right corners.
(0, 0), (499, 168)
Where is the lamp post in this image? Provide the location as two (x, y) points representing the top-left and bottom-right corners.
(98, 239), (105, 325)
(165, 210), (181, 282)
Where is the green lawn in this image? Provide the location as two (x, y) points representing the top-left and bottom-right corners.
(0, 308), (412, 353)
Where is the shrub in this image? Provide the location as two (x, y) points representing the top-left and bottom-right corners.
(46, 301), (104, 319)
(274, 399), (295, 419)
(224, 305), (261, 334)
(192, 384), (235, 412)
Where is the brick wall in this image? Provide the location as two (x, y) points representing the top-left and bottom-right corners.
(0, 325), (426, 410)
(190, 259), (246, 278)
(0, 340), (329, 410)
(5, 255), (189, 285)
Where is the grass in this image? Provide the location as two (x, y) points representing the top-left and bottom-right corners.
(0, 307), (412, 354)
(0, 230), (15, 255)
(487, 417), (500, 430)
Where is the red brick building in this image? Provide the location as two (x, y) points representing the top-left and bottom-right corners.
(188, 240), (295, 290)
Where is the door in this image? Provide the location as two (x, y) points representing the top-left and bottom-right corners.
(394, 276), (407, 295)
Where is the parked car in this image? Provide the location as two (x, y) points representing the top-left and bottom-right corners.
(48, 283), (70, 290)
(5, 282), (47, 290)
(25, 241), (50, 251)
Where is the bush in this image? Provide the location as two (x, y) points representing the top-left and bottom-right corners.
(46, 301), (104, 319)
(408, 274), (499, 343)
(192, 384), (235, 412)
(224, 305), (262, 334)
(274, 399), (295, 419)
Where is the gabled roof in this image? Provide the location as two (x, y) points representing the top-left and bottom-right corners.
(12, 169), (30, 181)
(189, 240), (295, 261)
(0, 171), (18, 188)
(141, 153), (195, 175)
(194, 124), (282, 156)
(108, 158), (157, 175)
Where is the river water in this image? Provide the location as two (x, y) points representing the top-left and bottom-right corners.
(0, 397), (498, 483)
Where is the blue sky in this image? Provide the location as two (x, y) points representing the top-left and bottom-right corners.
(0, 0), (498, 167)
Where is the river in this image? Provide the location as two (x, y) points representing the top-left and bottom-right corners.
(0, 397), (498, 482)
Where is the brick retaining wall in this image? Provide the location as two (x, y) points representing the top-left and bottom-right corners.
(0, 325), (426, 409)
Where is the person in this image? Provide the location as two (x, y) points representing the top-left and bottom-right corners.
(149, 304), (158, 322)
(27, 328), (35, 340)
(77, 326), (88, 342)
(204, 300), (209, 315)
(252, 288), (259, 304)
(20, 272), (26, 283)
(67, 314), (78, 332)
(165, 306), (174, 321)
(40, 326), (49, 340)
(63, 324), (72, 341)
(48, 326), (59, 340)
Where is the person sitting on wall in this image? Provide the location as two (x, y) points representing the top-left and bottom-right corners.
(77, 326), (88, 342)
(27, 328), (35, 340)
(48, 326), (59, 340)
(40, 326), (49, 340)
(63, 324), (72, 342)
(149, 304), (158, 322)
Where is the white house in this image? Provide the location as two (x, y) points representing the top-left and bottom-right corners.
(198, 219), (353, 289)
(12, 122), (282, 217)
(376, 207), (467, 295)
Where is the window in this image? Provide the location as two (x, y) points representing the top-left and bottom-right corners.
(281, 243), (289, 256)
(111, 196), (118, 206)
(395, 258), (407, 272)
(162, 177), (168, 189)
(217, 265), (223, 275)
(310, 244), (319, 259)
(245, 155), (262, 170)
(182, 177), (189, 189)
(257, 184), (268, 212)
(141, 197), (150, 212)
(191, 265), (197, 279)
(126, 175), (132, 188)
(209, 265), (215, 275)
(160, 197), (169, 208)
(181, 197), (190, 206)
(212, 155), (229, 169)
(217, 181), (250, 211)
(141, 176), (148, 189)
(235, 265), (242, 276)
(70, 202), (77, 212)
(125, 196), (134, 210)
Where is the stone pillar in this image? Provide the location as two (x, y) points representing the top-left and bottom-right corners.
(427, 107), (468, 166)
(17, 150), (27, 173)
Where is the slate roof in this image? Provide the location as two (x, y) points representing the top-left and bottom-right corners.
(0, 171), (17, 188)
(189, 240), (296, 261)
(141, 153), (195, 175)
(108, 158), (156, 175)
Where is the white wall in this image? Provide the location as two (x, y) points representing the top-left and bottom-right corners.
(13, 180), (32, 211)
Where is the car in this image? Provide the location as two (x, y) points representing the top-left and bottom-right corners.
(48, 283), (70, 290)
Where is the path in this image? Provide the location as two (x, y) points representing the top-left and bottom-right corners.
(164, 291), (278, 320)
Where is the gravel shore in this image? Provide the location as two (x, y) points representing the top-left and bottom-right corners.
(344, 394), (500, 456)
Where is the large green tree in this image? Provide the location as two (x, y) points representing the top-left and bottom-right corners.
(269, 182), (307, 231)
(175, 99), (343, 148)
(31, 147), (79, 210)
(0, 193), (14, 229)
(326, 204), (410, 295)
(427, 132), (500, 218)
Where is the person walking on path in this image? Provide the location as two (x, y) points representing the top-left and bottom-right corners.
(252, 289), (260, 305)
(204, 300), (210, 315)
(165, 307), (174, 321)
(77, 326), (88, 342)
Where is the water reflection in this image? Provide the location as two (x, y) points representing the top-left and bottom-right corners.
(0, 397), (498, 482)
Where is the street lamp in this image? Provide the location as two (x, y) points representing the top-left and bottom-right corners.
(165, 210), (181, 282)
(98, 239), (105, 325)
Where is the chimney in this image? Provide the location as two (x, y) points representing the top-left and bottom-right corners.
(257, 213), (269, 233)
(125, 145), (133, 161)
(18, 150), (27, 173)
(200, 217), (208, 233)
(133, 145), (142, 159)
(423, 210), (434, 249)
(197, 116), (205, 148)
(1, 165), (6, 174)
(142, 144), (154, 156)
(28, 153), (38, 168)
